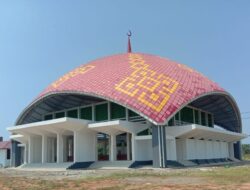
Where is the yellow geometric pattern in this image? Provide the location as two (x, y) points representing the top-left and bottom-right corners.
(52, 65), (95, 88)
(115, 54), (179, 112)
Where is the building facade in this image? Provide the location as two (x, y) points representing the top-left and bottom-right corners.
(0, 138), (11, 168)
(8, 53), (247, 168)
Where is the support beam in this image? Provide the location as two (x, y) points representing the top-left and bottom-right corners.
(131, 133), (136, 161)
(126, 133), (131, 160)
(57, 132), (63, 163)
(28, 136), (33, 163)
(161, 125), (167, 167)
(110, 134), (116, 161)
(24, 143), (28, 164)
(73, 131), (78, 162)
(152, 125), (167, 168)
(42, 135), (47, 163)
(229, 142), (235, 159)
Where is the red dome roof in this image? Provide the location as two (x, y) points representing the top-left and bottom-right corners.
(38, 53), (225, 124)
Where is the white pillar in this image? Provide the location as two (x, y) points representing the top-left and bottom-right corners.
(24, 143), (28, 164)
(73, 131), (78, 162)
(125, 108), (129, 121)
(131, 133), (136, 161)
(42, 135), (47, 163)
(126, 133), (131, 160)
(229, 142), (235, 159)
(63, 136), (67, 162)
(28, 136), (33, 163)
(57, 133), (63, 163)
(50, 138), (55, 162)
(110, 134), (116, 161)
(94, 132), (98, 161)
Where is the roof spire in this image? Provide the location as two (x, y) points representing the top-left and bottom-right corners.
(127, 30), (132, 53)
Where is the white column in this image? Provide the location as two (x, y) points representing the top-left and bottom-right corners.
(28, 136), (33, 163)
(108, 102), (111, 120)
(42, 135), (47, 163)
(229, 142), (235, 159)
(126, 133), (131, 160)
(131, 133), (136, 161)
(50, 138), (55, 162)
(94, 132), (98, 161)
(110, 134), (116, 161)
(125, 108), (129, 121)
(73, 131), (78, 162)
(63, 136), (67, 162)
(24, 143), (28, 164)
(57, 133), (63, 163)
(92, 105), (95, 121)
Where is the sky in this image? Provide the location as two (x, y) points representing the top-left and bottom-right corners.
(0, 0), (249, 143)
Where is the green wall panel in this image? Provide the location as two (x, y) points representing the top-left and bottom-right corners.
(80, 106), (92, 120)
(194, 110), (200, 124)
(55, 112), (65, 119)
(44, 114), (53, 120)
(201, 112), (206, 126)
(95, 103), (108, 121)
(67, 109), (78, 118)
(110, 103), (125, 119)
(181, 107), (194, 124)
(208, 114), (213, 127)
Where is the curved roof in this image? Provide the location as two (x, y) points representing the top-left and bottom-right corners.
(16, 53), (242, 132)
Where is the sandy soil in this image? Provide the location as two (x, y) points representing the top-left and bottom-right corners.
(0, 164), (250, 190)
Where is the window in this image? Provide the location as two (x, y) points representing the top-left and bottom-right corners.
(44, 114), (53, 120)
(110, 103), (126, 119)
(128, 110), (139, 117)
(55, 111), (65, 119)
(67, 109), (78, 118)
(194, 110), (200, 124)
(80, 106), (92, 120)
(201, 112), (207, 126)
(181, 107), (194, 124)
(137, 128), (151, 136)
(95, 103), (108, 121)
(175, 112), (180, 121)
(7, 149), (10, 160)
(168, 117), (175, 126)
(208, 114), (213, 127)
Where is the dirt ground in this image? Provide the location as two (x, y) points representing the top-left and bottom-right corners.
(0, 163), (250, 190)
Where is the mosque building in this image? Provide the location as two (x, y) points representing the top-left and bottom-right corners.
(8, 33), (247, 168)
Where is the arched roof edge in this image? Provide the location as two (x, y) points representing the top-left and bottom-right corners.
(15, 90), (242, 132)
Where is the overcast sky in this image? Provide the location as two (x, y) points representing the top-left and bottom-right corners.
(0, 0), (249, 143)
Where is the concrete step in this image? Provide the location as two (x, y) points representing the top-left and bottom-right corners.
(89, 161), (133, 169)
(19, 162), (73, 170)
(230, 157), (241, 162)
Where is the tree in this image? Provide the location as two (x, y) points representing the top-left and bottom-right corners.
(242, 144), (250, 154)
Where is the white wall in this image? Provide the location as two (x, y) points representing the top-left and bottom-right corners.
(29, 136), (42, 163)
(176, 139), (186, 161)
(135, 137), (176, 161)
(166, 138), (177, 160)
(47, 137), (56, 163)
(74, 128), (96, 162)
(135, 139), (152, 161)
(180, 139), (230, 160)
(0, 149), (10, 167)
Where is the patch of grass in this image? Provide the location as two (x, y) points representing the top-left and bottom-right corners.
(81, 166), (250, 186)
(1, 165), (250, 189)
(243, 154), (250, 160)
(180, 166), (250, 185)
